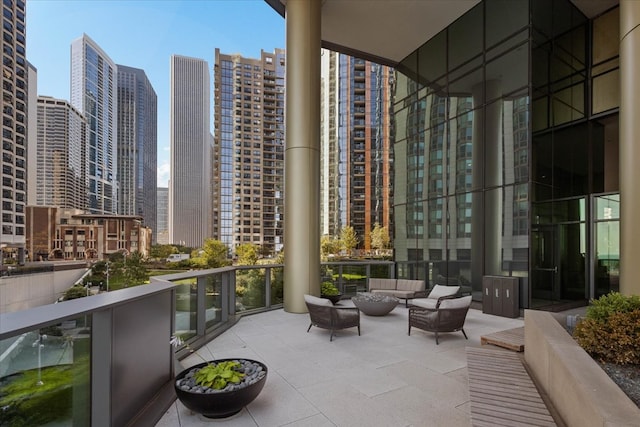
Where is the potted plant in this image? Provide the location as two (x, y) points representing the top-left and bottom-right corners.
(171, 336), (267, 419)
(321, 281), (341, 304)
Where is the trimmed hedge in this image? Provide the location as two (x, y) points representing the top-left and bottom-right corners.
(573, 292), (640, 365)
(574, 310), (640, 364)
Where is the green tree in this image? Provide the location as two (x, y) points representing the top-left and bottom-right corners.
(84, 261), (107, 286)
(235, 243), (259, 265)
(274, 248), (284, 264)
(369, 223), (390, 252)
(120, 252), (149, 285)
(149, 244), (177, 260)
(98, 251), (149, 289)
(340, 226), (358, 256)
(321, 235), (340, 260)
(197, 238), (232, 268)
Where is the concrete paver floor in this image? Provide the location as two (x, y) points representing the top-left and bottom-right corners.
(157, 302), (524, 427)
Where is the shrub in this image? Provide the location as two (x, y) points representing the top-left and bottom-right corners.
(585, 292), (640, 323)
(63, 285), (87, 300)
(573, 309), (640, 365)
(321, 281), (339, 296)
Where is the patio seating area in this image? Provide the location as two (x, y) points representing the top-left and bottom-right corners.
(157, 302), (524, 426)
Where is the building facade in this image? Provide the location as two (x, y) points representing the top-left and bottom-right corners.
(320, 49), (393, 249)
(169, 55), (211, 248)
(213, 48), (285, 256)
(26, 206), (151, 261)
(156, 187), (169, 244)
(391, 0), (620, 310)
(266, 0), (639, 312)
(1, 0), (27, 259)
(26, 61), (36, 206)
(32, 97), (88, 210)
(70, 34), (118, 215)
(116, 65), (158, 234)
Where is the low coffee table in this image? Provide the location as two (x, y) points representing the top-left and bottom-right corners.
(351, 293), (399, 316)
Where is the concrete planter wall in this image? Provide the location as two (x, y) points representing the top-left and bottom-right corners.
(524, 310), (640, 427)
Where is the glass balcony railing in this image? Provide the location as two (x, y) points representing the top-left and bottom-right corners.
(0, 315), (92, 426)
(0, 260), (400, 426)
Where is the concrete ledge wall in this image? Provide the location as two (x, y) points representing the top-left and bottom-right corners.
(524, 310), (640, 427)
(0, 268), (88, 313)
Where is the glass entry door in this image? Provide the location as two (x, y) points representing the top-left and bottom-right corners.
(531, 224), (559, 306)
(531, 205), (587, 308)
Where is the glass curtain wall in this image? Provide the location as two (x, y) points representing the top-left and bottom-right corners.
(530, 2), (620, 308)
(393, 0), (620, 309)
(393, 0), (530, 301)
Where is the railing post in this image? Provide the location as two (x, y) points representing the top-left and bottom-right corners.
(221, 272), (230, 321)
(265, 267), (272, 308)
(196, 276), (206, 337)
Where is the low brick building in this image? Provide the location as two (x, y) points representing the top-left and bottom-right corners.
(26, 206), (151, 261)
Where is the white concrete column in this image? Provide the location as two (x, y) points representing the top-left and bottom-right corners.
(284, 0), (321, 312)
(619, 0), (640, 296)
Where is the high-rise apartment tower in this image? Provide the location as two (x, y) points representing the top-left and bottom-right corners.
(156, 187), (169, 244)
(32, 97), (88, 209)
(116, 65), (157, 235)
(320, 50), (393, 249)
(213, 48), (285, 256)
(1, 0), (28, 260)
(70, 34), (118, 215)
(169, 55), (211, 248)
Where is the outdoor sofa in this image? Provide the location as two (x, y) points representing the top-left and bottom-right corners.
(368, 278), (426, 307)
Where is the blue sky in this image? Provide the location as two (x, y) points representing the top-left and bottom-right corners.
(26, 0), (285, 187)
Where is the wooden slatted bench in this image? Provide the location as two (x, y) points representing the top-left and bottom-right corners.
(466, 346), (557, 427)
(480, 326), (525, 352)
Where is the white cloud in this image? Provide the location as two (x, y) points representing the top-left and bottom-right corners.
(157, 162), (170, 188)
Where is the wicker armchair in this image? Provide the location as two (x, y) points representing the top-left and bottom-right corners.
(408, 295), (472, 344)
(304, 294), (360, 341)
(411, 284), (461, 309)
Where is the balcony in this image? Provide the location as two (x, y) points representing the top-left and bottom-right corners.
(0, 262), (524, 426)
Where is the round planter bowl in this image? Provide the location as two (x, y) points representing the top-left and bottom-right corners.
(174, 359), (268, 419)
(352, 295), (399, 316)
(321, 294), (342, 304)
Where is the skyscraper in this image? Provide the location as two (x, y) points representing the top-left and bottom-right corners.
(1, 0), (28, 261)
(169, 55), (211, 247)
(70, 34), (118, 214)
(116, 65), (157, 235)
(156, 187), (169, 244)
(32, 97), (87, 209)
(320, 50), (393, 249)
(213, 48), (285, 256)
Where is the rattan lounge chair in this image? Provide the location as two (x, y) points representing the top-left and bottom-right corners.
(411, 284), (461, 309)
(304, 294), (360, 341)
(408, 295), (472, 344)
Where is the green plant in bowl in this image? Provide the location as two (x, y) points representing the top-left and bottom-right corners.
(194, 361), (245, 390)
(170, 336), (245, 390)
(321, 281), (339, 296)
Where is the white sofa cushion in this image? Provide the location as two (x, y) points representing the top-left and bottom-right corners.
(368, 278), (397, 291)
(439, 295), (472, 309)
(396, 279), (425, 292)
(304, 294), (333, 306)
(428, 284), (460, 299)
